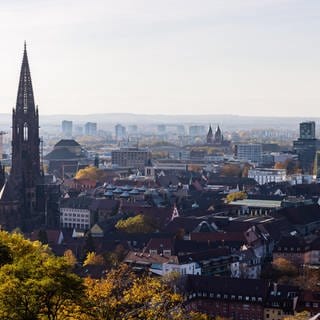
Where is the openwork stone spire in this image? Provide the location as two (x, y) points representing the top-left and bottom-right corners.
(15, 41), (36, 115)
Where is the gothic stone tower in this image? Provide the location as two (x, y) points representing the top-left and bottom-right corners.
(0, 43), (41, 229)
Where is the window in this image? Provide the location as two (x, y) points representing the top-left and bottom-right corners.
(23, 123), (28, 141)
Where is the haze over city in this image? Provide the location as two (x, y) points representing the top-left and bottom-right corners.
(1, 0), (320, 116)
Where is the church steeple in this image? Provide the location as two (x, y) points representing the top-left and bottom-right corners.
(11, 42), (40, 203)
(16, 41), (36, 115)
(0, 43), (42, 230)
(214, 125), (223, 143)
(207, 125), (213, 144)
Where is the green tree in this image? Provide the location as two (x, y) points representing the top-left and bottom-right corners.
(64, 249), (77, 268)
(83, 252), (105, 267)
(225, 191), (247, 203)
(115, 214), (157, 233)
(83, 264), (209, 320)
(0, 242), (12, 267)
(0, 231), (84, 320)
(283, 311), (310, 320)
(104, 244), (127, 268)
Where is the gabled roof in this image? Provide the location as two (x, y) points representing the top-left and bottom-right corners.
(145, 237), (174, 252)
(164, 217), (214, 234)
(274, 235), (309, 253)
(60, 196), (93, 209)
(178, 247), (231, 264)
(89, 199), (119, 211)
(278, 204), (320, 225)
(185, 275), (269, 299)
(191, 231), (246, 243)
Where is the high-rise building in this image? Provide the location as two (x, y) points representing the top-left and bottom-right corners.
(62, 120), (73, 137)
(314, 151), (320, 178)
(0, 43), (42, 229)
(84, 122), (97, 136)
(299, 121), (315, 140)
(111, 148), (151, 169)
(235, 144), (262, 164)
(293, 121), (320, 173)
(115, 124), (126, 141)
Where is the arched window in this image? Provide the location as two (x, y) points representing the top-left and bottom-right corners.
(23, 123), (28, 141)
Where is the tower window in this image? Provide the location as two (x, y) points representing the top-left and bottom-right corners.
(24, 123), (28, 141)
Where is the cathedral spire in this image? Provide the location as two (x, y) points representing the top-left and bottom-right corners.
(207, 124), (213, 144)
(16, 42), (35, 115)
(11, 42), (40, 196)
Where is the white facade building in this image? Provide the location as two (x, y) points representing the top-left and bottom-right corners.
(150, 260), (201, 276)
(248, 168), (287, 185)
(60, 207), (92, 230)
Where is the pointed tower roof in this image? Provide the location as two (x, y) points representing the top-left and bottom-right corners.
(207, 124), (213, 144)
(16, 42), (36, 114)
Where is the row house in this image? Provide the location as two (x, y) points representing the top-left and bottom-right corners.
(273, 235), (320, 266)
(273, 236), (310, 266)
(231, 246), (262, 279)
(183, 276), (299, 320)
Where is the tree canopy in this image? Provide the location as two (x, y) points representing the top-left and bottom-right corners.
(0, 231), (83, 320)
(75, 166), (107, 181)
(115, 214), (157, 233)
(0, 231), (210, 319)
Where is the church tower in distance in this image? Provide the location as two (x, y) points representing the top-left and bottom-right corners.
(0, 43), (41, 230)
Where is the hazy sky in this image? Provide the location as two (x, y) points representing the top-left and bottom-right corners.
(0, 0), (320, 116)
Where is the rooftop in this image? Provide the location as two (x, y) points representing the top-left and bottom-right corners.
(229, 199), (282, 208)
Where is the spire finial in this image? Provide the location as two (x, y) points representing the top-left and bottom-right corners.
(24, 41), (27, 52)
